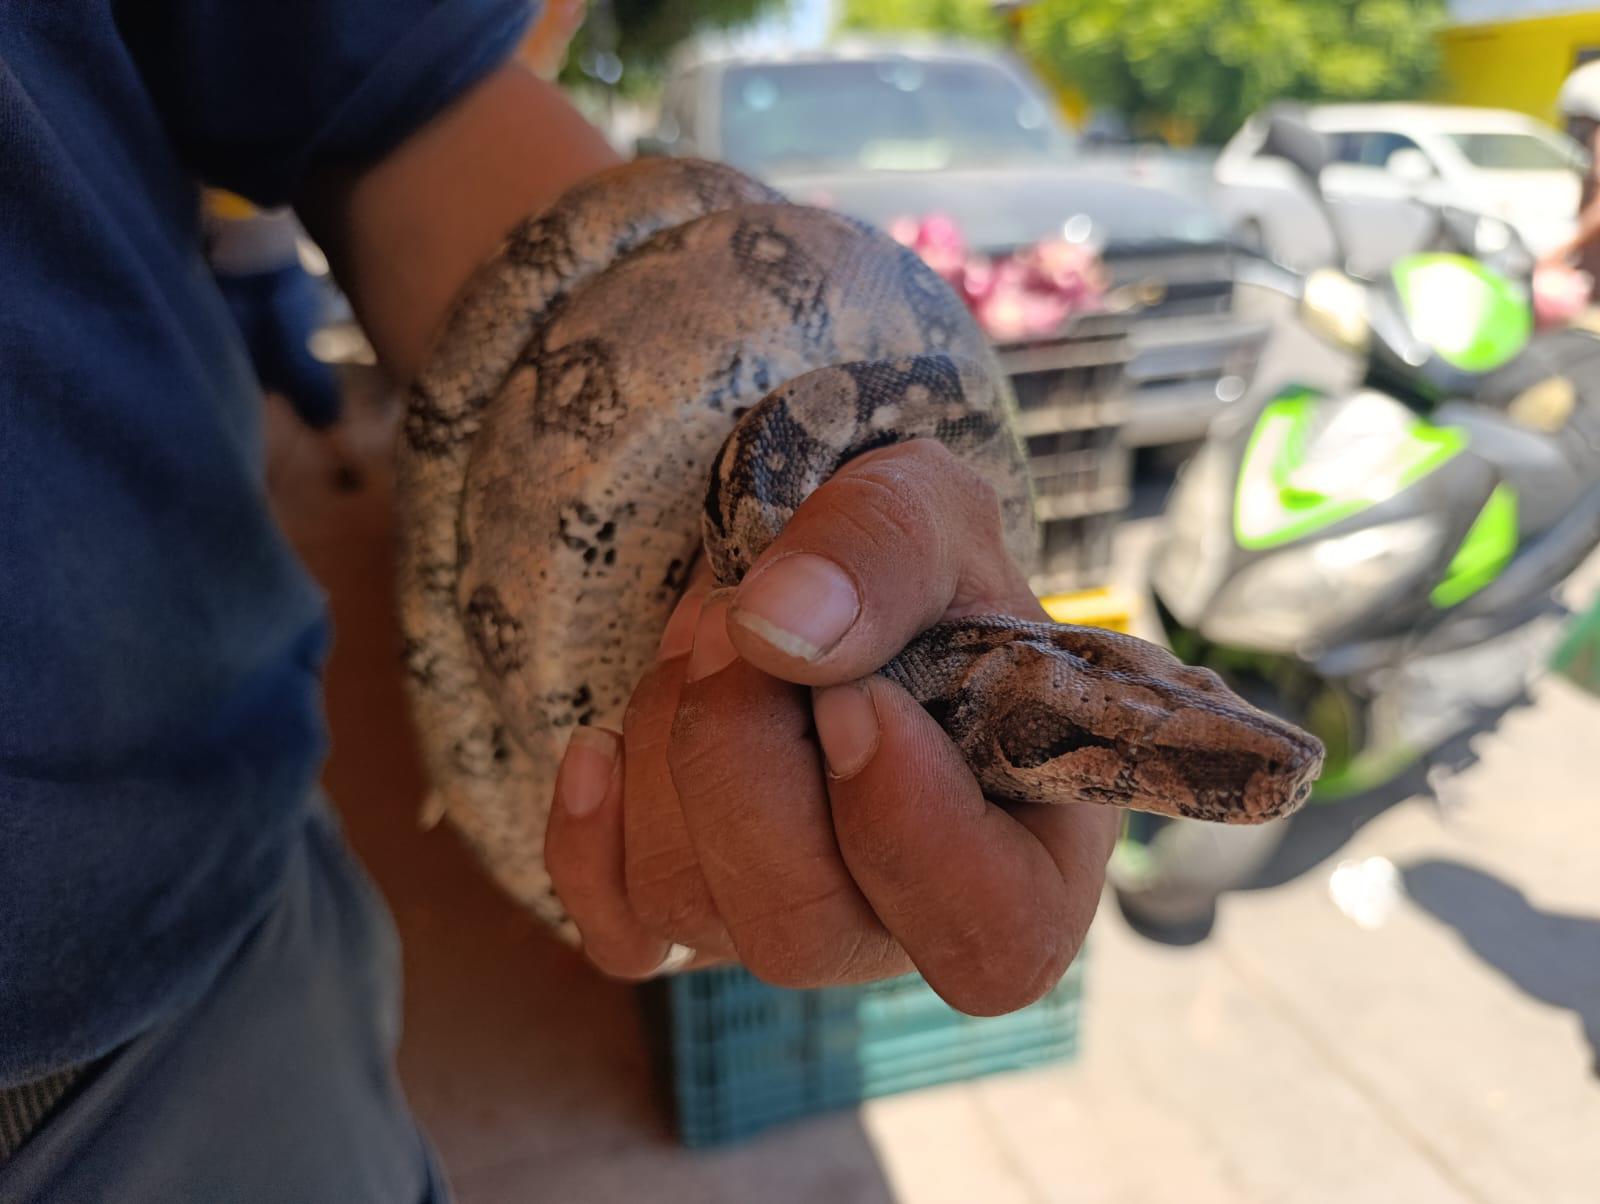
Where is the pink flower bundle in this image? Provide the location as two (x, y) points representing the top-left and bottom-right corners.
(889, 212), (1108, 343)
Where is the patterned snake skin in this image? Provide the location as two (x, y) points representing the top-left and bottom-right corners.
(397, 158), (1323, 930)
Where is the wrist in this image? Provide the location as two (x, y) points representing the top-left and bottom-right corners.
(297, 63), (620, 382)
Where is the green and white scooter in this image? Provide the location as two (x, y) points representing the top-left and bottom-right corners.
(1117, 111), (1600, 938)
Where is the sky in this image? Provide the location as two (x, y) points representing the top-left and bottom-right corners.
(1449, 0), (1600, 21)
(737, 0), (833, 50)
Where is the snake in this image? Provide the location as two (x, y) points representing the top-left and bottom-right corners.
(396, 157), (1324, 931)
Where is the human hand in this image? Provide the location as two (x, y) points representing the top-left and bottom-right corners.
(545, 440), (1116, 1015)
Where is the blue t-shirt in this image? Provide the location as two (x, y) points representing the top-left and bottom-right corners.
(0, 1), (529, 1086)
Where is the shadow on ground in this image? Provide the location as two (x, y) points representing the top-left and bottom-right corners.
(1401, 858), (1600, 1078)
(1247, 765), (1431, 890)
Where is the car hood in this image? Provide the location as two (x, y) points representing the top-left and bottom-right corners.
(764, 162), (1228, 255)
(1468, 170), (1582, 221)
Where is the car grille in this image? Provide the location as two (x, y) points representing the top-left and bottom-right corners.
(1105, 249), (1236, 321)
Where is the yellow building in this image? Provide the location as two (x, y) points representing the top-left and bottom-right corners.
(1439, 1), (1600, 123)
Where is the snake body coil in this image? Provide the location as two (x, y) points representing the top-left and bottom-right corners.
(398, 159), (1322, 929)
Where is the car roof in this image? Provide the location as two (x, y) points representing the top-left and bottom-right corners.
(668, 35), (1015, 76)
(1301, 102), (1557, 136)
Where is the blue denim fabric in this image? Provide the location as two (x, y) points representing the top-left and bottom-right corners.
(0, 802), (451, 1203)
(0, 0), (528, 1089)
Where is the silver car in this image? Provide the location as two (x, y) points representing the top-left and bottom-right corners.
(1214, 102), (1584, 274)
(641, 38), (1267, 448)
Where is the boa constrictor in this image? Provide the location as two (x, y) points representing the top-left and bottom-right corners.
(397, 158), (1323, 930)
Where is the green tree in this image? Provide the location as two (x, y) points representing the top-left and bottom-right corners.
(1022, 0), (1447, 143)
(840, 0), (1447, 144)
(838, 0), (1006, 41)
(563, 0), (781, 94)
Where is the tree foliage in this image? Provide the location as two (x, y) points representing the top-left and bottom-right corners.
(838, 0), (1006, 42)
(562, 0), (781, 93)
(842, 0), (1448, 144)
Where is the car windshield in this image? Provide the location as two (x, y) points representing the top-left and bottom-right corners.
(1445, 131), (1578, 171)
(719, 59), (1070, 174)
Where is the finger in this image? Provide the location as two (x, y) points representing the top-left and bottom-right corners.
(668, 593), (911, 988)
(816, 675), (1106, 1016)
(726, 439), (1045, 686)
(621, 646), (737, 960)
(544, 726), (673, 980)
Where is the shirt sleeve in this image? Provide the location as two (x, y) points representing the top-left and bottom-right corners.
(122, 0), (535, 207)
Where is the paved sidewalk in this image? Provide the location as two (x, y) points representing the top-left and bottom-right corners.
(272, 365), (1600, 1204)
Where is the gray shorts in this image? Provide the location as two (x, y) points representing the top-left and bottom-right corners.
(0, 800), (449, 1203)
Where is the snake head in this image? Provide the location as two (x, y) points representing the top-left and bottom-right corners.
(886, 619), (1325, 823)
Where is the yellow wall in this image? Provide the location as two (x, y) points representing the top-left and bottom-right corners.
(1439, 9), (1600, 124)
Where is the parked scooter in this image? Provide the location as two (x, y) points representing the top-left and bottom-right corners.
(1114, 111), (1600, 937)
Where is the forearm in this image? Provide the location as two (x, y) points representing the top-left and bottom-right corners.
(295, 62), (620, 382)
(1547, 196), (1600, 265)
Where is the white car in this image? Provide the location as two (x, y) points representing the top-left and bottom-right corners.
(1214, 103), (1584, 272)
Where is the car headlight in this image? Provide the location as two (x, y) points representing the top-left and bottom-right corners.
(1300, 269), (1371, 353)
(1200, 517), (1442, 653)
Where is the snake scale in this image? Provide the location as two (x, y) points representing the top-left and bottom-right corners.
(397, 158), (1323, 931)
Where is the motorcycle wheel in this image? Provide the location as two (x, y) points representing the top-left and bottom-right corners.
(1110, 816), (1291, 942)
(1109, 668), (1318, 939)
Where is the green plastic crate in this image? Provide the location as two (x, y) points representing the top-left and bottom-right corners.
(1551, 589), (1600, 696)
(640, 958), (1084, 1147)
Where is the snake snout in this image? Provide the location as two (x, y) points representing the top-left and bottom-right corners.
(1235, 720), (1325, 822)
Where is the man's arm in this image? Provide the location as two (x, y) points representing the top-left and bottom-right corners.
(1541, 127), (1600, 269)
(1543, 197), (1600, 269)
(301, 55), (1112, 1009)
(295, 63), (620, 381)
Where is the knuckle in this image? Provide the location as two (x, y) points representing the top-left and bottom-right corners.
(833, 801), (910, 884)
(822, 470), (936, 561)
(623, 665), (677, 741)
(961, 470), (1005, 538)
(582, 942), (660, 983)
(888, 439), (1000, 533)
(665, 713), (739, 806)
(626, 853), (716, 940)
(930, 883), (1077, 1017)
(543, 827), (576, 894)
(731, 884), (869, 988)
(843, 442), (1007, 585)
(940, 940), (1072, 1017)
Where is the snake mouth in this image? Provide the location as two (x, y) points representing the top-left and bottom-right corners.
(1239, 735), (1324, 821)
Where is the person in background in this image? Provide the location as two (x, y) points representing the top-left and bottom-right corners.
(1543, 61), (1600, 289)
(203, 190), (365, 491)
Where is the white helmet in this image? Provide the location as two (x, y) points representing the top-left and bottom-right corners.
(1558, 61), (1600, 122)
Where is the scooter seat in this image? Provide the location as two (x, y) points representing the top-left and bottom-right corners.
(1434, 403), (1588, 539)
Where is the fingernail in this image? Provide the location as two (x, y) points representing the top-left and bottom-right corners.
(657, 591), (706, 662)
(812, 679), (881, 780)
(732, 554), (860, 663)
(649, 943), (697, 978)
(686, 591), (738, 683)
(560, 726), (619, 818)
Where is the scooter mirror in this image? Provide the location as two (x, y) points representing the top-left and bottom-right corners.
(1259, 111), (1333, 183)
(1259, 108), (1348, 269)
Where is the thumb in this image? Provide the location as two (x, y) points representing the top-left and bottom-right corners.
(724, 439), (1036, 687)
